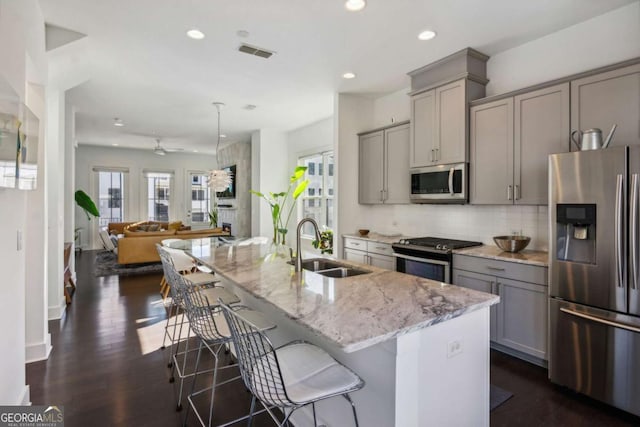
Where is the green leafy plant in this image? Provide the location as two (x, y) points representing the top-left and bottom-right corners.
(250, 166), (309, 245)
(74, 190), (99, 220)
(312, 228), (334, 255)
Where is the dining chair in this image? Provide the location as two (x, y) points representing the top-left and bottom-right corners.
(219, 301), (365, 427)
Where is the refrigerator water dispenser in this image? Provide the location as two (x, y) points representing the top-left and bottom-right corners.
(556, 204), (596, 264)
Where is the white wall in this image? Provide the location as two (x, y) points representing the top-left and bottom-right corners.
(0, 0), (46, 405)
(335, 94), (375, 256)
(486, 2), (640, 96)
(250, 129), (289, 241)
(75, 145), (217, 248)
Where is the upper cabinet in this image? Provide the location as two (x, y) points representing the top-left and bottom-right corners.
(408, 48), (489, 168)
(471, 83), (570, 205)
(359, 121), (410, 204)
(570, 63), (640, 149)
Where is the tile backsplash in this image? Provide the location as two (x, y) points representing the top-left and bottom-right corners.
(359, 204), (549, 251)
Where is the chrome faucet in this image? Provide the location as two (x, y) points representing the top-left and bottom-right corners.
(295, 218), (322, 272)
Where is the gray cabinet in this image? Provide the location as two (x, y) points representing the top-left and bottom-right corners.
(411, 79), (484, 167)
(571, 63), (640, 150)
(471, 83), (569, 205)
(343, 237), (395, 270)
(452, 254), (548, 364)
(359, 122), (410, 204)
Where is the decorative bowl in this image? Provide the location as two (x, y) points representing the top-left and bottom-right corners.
(358, 229), (370, 237)
(493, 235), (531, 253)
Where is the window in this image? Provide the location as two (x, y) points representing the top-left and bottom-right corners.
(299, 151), (334, 236)
(94, 169), (127, 229)
(145, 171), (172, 221)
(189, 172), (211, 225)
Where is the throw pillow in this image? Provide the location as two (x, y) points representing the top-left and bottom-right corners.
(138, 225), (150, 232)
(148, 224), (160, 232)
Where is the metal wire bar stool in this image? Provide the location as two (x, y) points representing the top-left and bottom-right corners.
(219, 301), (365, 427)
(157, 245), (240, 411)
(179, 277), (276, 427)
(159, 245), (222, 352)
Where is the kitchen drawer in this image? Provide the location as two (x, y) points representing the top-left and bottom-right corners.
(366, 241), (393, 256)
(453, 254), (547, 285)
(344, 237), (367, 250)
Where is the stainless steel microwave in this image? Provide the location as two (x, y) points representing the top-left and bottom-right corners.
(410, 163), (467, 203)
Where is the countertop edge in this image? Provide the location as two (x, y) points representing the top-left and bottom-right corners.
(453, 245), (549, 267)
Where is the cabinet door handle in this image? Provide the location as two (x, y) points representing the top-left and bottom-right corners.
(431, 149), (435, 162)
(514, 184), (520, 201)
(507, 185), (513, 201)
(380, 190), (384, 201)
(367, 255), (372, 265)
(491, 281), (497, 295)
(486, 266), (506, 271)
(351, 242), (361, 246)
(435, 148), (439, 162)
(375, 246), (387, 251)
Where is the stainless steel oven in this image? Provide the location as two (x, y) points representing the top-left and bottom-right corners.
(394, 252), (451, 283)
(392, 237), (482, 283)
(410, 163), (467, 203)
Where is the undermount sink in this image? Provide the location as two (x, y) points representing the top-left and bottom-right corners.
(301, 258), (371, 278)
(316, 267), (370, 278)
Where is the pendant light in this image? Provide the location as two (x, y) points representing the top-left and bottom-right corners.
(207, 102), (232, 191)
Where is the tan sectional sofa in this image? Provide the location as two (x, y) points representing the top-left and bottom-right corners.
(108, 221), (228, 265)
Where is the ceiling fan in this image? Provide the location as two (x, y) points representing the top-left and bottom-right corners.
(152, 138), (183, 156)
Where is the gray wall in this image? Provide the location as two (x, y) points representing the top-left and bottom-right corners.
(217, 141), (251, 237)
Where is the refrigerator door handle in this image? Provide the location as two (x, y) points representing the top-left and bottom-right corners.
(560, 307), (640, 334)
(631, 173), (639, 291)
(615, 174), (624, 288)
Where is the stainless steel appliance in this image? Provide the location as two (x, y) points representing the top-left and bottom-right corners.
(549, 146), (640, 417)
(410, 163), (467, 203)
(392, 237), (482, 283)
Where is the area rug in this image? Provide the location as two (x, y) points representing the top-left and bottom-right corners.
(94, 251), (163, 277)
(490, 384), (513, 411)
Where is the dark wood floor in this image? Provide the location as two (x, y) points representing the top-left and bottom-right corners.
(26, 250), (640, 426)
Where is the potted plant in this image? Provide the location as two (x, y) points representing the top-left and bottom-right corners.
(312, 228), (334, 255)
(75, 190), (99, 220)
(250, 166), (309, 246)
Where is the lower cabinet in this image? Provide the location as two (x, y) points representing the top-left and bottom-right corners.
(452, 254), (548, 364)
(343, 237), (395, 270)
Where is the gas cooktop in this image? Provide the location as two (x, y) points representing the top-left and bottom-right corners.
(394, 237), (483, 252)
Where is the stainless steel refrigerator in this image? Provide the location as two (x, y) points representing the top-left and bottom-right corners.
(549, 146), (640, 416)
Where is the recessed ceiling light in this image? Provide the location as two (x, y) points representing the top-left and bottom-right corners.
(236, 30), (249, 38)
(343, 72), (356, 79)
(193, 149), (198, 153)
(113, 118), (124, 127)
(244, 104), (257, 110)
(345, 0), (366, 11)
(418, 30), (437, 41)
(220, 134), (227, 138)
(187, 29), (205, 40)
(112, 143), (119, 146)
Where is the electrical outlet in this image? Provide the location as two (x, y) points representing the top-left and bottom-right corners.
(447, 339), (463, 358)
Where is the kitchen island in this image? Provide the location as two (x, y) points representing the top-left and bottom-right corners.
(187, 239), (499, 427)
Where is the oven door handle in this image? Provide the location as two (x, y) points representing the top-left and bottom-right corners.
(392, 252), (450, 266)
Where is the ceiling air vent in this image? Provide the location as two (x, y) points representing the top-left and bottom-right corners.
(238, 43), (275, 59)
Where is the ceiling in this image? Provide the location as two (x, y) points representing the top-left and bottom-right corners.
(39, 0), (634, 155)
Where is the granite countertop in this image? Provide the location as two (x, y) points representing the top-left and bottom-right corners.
(342, 232), (410, 244)
(188, 241), (499, 353)
(453, 245), (549, 267)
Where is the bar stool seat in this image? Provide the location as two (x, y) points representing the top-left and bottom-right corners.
(272, 342), (362, 404)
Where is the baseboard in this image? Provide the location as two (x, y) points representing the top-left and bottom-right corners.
(491, 342), (548, 368)
(48, 297), (67, 320)
(25, 334), (52, 363)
